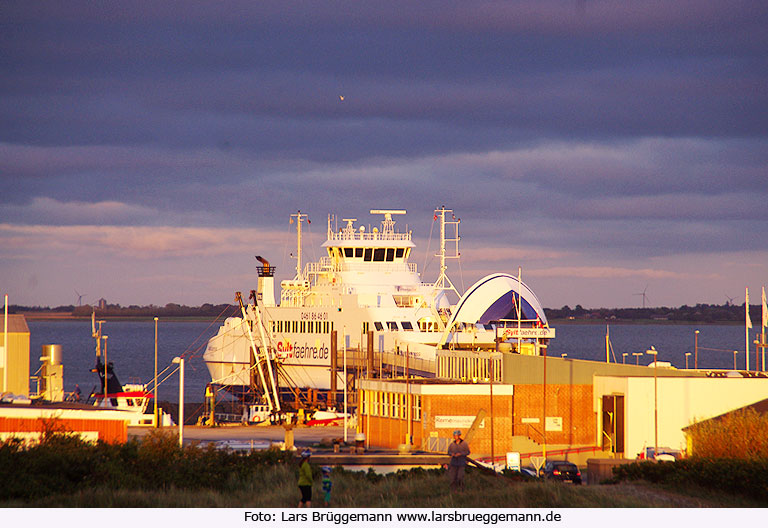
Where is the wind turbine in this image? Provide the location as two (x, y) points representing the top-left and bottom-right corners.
(725, 294), (735, 307)
(74, 290), (86, 307)
(633, 285), (650, 309)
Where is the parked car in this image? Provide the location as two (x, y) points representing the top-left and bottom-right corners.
(638, 447), (681, 461)
(543, 461), (582, 484)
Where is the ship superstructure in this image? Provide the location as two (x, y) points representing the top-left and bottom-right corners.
(203, 208), (552, 402)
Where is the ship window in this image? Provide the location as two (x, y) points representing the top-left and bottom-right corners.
(385, 248), (395, 261)
(395, 248), (404, 258)
(355, 248), (363, 258)
(344, 247), (354, 258)
(364, 248), (373, 261)
(362, 322), (369, 334)
(373, 248), (385, 261)
(484, 324), (494, 331)
(401, 321), (413, 331)
(126, 399), (134, 406)
(387, 321), (398, 330)
(374, 322), (384, 331)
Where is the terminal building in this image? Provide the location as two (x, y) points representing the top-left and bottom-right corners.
(357, 280), (768, 463)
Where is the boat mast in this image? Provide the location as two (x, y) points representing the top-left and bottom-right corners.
(433, 206), (460, 297)
(290, 211), (309, 280)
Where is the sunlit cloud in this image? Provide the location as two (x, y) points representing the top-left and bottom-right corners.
(0, 224), (288, 259)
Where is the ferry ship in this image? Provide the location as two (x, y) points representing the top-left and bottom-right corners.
(203, 208), (552, 408)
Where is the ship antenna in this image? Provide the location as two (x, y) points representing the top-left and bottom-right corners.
(433, 206), (461, 298)
(290, 211), (309, 280)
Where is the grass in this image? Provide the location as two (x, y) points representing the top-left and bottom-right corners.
(2, 426), (765, 508)
(2, 464), (764, 508)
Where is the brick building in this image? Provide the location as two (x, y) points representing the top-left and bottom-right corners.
(358, 350), (767, 461)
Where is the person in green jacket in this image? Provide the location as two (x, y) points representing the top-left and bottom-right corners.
(298, 450), (313, 507)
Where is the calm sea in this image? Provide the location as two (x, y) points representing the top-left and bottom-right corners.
(27, 320), (758, 402)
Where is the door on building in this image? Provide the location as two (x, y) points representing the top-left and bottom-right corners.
(601, 394), (625, 455)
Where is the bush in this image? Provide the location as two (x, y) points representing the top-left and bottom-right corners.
(0, 425), (294, 502)
(687, 409), (768, 459)
(611, 458), (768, 502)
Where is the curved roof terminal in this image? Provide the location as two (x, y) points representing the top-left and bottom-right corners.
(447, 273), (548, 327)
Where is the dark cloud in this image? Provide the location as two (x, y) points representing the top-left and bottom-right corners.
(1, 1), (766, 306)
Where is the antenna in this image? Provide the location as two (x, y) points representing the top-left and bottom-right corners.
(633, 285), (650, 309)
(432, 206), (461, 297)
(289, 211), (310, 280)
(369, 210), (405, 235)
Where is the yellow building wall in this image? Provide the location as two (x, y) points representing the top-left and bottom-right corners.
(2, 330), (30, 396)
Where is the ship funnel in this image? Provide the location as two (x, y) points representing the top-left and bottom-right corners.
(255, 256), (276, 307)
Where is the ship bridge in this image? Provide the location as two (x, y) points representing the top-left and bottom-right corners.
(322, 210), (415, 263)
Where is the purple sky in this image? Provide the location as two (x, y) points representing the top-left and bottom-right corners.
(1, 1), (766, 309)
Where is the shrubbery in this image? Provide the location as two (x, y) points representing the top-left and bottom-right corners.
(0, 428), (292, 501)
(611, 458), (768, 503)
(686, 408), (768, 459)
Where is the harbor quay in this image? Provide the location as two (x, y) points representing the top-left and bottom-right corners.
(127, 424), (451, 470)
(128, 424), (346, 448)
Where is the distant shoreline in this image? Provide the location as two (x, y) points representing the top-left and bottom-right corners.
(19, 312), (217, 322)
(18, 312), (747, 326)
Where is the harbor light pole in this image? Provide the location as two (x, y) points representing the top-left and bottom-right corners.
(646, 346), (658, 460)
(154, 317), (159, 428)
(733, 351), (738, 371)
(694, 330), (699, 369)
(685, 352), (691, 369)
(622, 353), (628, 364)
(172, 356), (185, 448)
(632, 352), (642, 365)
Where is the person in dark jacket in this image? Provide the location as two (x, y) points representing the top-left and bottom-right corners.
(447, 429), (470, 491)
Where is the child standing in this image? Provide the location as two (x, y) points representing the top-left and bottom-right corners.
(321, 466), (332, 507)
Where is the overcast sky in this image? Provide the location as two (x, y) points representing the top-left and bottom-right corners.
(1, 1), (766, 309)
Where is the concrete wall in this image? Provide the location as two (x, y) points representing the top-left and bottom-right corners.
(594, 375), (768, 458)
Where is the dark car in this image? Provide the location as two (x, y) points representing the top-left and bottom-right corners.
(543, 461), (582, 484)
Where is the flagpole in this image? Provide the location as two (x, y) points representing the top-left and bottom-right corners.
(762, 286), (767, 372)
(745, 287), (750, 371)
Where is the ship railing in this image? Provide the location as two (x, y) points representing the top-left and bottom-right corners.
(304, 258), (339, 276)
(327, 231), (412, 242)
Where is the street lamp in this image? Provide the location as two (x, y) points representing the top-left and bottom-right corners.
(685, 352), (691, 369)
(694, 330), (699, 369)
(632, 352), (643, 365)
(622, 353), (628, 364)
(172, 356), (185, 448)
(646, 346), (658, 460)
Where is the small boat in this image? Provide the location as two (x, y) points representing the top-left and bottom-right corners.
(88, 314), (172, 427)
